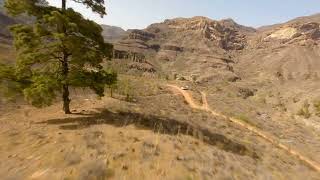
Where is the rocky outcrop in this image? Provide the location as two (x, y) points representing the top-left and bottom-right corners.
(113, 50), (146, 62)
(238, 88), (256, 99)
(263, 22), (320, 44)
(113, 50), (134, 60)
(113, 49), (156, 73)
(110, 16), (253, 82)
(299, 22), (320, 40)
(300, 22), (319, 32)
(127, 30), (155, 41)
(161, 45), (183, 52)
(128, 62), (156, 73)
(160, 16), (249, 50)
(149, 44), (161, 51)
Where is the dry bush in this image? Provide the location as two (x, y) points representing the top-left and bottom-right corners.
(314, 100), (320, 117)
(297, 100), (312, 119)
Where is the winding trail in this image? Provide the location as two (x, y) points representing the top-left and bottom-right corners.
(167, 84), (320, 172)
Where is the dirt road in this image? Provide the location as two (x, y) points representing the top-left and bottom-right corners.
(167, 84), (320, 172)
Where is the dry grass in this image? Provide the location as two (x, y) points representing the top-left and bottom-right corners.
(0, 107), (247, 179)
(110, 75), (165, 101)
(0, 76), (320, 179)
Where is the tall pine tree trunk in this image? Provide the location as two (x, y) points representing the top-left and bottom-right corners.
(61, 0), (71, 114)
(62, 0), (66, 10)
(62, 55), (71, 114)
(62, 84), (71, 114)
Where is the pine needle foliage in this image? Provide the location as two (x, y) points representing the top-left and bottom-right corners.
(1, 0), (116, 113)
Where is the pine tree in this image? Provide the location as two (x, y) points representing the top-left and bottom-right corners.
(1, 0), (117, 114)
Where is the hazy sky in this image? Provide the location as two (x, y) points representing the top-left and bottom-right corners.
(47, 0), (320, 30)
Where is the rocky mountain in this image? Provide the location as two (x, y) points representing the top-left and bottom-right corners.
(101, 25), (127, 43)
(108, 14), (320, 121)
(112, 16), (256, 80)
(234, 14), (320, 119)
(243, 17), (320, 80)
(111, 14), (320, 80)
(1, 3), (320, 120)
(259, 13), (320, 32)
(1, 8), (320, 178)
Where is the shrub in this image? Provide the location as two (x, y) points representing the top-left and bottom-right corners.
(297, 101), (312, 119)
(236, 114), (252, 125)
(314, 101), (320, 117)
(115, 78), (135, 102)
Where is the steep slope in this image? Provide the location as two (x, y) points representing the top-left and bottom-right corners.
(108, 13), (320, 133)
(259, 13), (320, 32)
(234, 13), (320, 124)
(241, 15), (320, 80)
(112, 16), (255, 82)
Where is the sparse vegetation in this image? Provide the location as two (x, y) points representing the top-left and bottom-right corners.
(115, 77), (135, 102)
(238, 87), (255, 99)
(259, 97), (267, 104)
(235, 114), (252, 125)
(1, 2), (320, 179)
(314, 100), (320, 117)
(297, 100), (312, 119)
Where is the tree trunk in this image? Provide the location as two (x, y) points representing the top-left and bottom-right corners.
(62, 0), (66, 10)
(61, 0), (71, 114)
(62, 84), (71, 114)
(62, 52), (71, 114)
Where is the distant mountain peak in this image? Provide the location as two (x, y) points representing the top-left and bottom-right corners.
(100, 24), (127, 43)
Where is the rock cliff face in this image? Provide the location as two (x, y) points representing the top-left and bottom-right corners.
(109, 14), (320, 118)
(261, 22), (320, 45)
(128, 29), (155, 41)
(233, 14), (320, 119)
(144, 16), (253, 51)
(239, 15), (320, 82)
(112, 16), (254, 81)
(157, 16), (252, 50)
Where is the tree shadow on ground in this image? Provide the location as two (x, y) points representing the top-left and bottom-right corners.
(38, 109), (259, 159)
